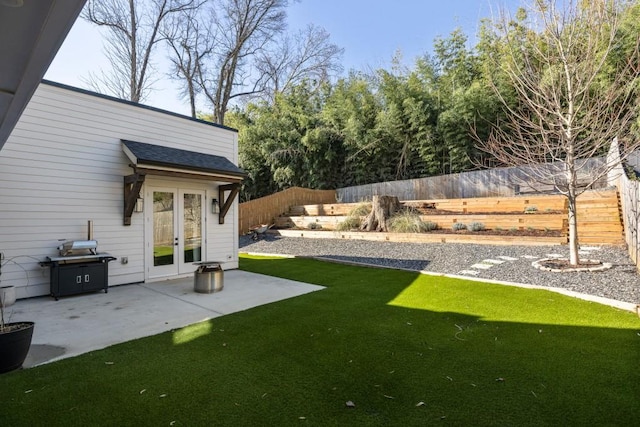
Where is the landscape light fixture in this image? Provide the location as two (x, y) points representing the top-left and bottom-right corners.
(134, 197), (144, 213)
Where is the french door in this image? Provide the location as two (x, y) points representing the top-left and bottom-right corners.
(148, 187), (205, 278)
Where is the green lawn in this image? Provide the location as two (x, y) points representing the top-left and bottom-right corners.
(1, 255), (639, 426)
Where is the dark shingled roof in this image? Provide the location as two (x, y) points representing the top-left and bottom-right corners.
(122, 140), (246, 179)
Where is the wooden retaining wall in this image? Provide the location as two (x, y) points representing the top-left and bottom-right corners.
(575, 190), (624, 245)
(273, 229), (567, 246)
(278, 190), (624, 245)
(276, 214), (567, 233)
(404, 194), (568, 213)
(239, 187), (336, 235)
(296, 194), (568, 216)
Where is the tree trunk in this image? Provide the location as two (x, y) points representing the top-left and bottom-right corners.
(566, 149), (580, 266)
(360, 195), (400, 232)
(567, 193), (580, 265)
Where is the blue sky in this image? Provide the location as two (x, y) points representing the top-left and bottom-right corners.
(45, 0), (522, 115)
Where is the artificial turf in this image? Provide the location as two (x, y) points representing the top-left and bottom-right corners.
(1, 255), (639, 426)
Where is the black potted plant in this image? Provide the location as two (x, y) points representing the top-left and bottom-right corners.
(0, 257), (35, 374)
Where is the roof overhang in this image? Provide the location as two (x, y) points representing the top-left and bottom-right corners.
(0, 0), (87, 149)
(130, 164), (246, 184)
(122, 139), (247, 183)
(121, 140), (246, 226)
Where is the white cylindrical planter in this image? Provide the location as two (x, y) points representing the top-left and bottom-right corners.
(0, 286), (17, 307)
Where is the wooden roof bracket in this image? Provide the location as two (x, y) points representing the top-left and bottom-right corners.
(123, 169), (146, 226)
(218, 183), (240, 225)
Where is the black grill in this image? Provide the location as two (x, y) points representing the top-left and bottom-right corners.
(40, 222), (116, 300)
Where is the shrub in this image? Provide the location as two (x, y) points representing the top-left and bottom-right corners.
(467, 222), (485, 232)
(307, 222), (322, 230)
(452, 222), (467, 231)
(389, 210), (432, 233)
(423, 221), (438, 231)
(336, 203), (371, 231)
(524, 206), (538, 214)
(349, 203), (371, 217)
(336, 216), (361, 231)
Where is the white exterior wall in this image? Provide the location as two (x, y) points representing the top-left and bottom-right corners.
(0, 82), (240, 299)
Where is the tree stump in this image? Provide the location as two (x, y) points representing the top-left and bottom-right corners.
(360, 195), (400, 232)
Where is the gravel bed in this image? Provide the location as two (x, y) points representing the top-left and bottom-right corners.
(240, 235), (640, 305)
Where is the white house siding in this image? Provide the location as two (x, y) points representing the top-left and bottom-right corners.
(0, 82), (240, 299)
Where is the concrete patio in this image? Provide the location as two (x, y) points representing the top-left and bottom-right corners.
(4, 270), (324, 369)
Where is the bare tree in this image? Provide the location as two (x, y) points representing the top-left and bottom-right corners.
(162, 4), (214, 117)
(82, 0), (201, 103)
(477, 0), (640, 265)
(254, 24), (344, 102)
(195, 0), (289, 124)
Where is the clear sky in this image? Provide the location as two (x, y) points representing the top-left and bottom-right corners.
(45, 0), (522, 116)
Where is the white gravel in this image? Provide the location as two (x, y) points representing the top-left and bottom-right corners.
(240, 235), (640, 305)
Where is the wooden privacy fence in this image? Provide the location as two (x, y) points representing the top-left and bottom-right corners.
(239, 187), (336, 235)
(337, 160), (607, 203)
(608, 139), (640, 270)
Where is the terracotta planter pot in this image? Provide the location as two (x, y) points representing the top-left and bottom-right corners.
(0, 322), (35, 374)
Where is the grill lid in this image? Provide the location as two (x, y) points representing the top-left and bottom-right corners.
(57, 240), (98, 256)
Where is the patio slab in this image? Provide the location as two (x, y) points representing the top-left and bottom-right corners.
(4, 270), (324, 368)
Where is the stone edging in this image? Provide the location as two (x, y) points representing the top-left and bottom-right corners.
(532, 258), (612, 272)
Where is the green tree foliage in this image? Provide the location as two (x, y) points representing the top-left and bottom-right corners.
(433, 27), (511, 172)
(605, 1), (640, 133)
(322, 73), (381, 186)
(231, 0), (638, 200)
(374, 64), (440, 179)
(231, 82), (347, 201)
(225, 107), (278, 201)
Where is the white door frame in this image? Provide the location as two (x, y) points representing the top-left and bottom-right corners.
(178, 189), (206, 273)
(145, 186), (206, 280)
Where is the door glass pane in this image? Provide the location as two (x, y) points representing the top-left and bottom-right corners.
(153, 191), (174, 266)
(183, 193), (202, 263)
